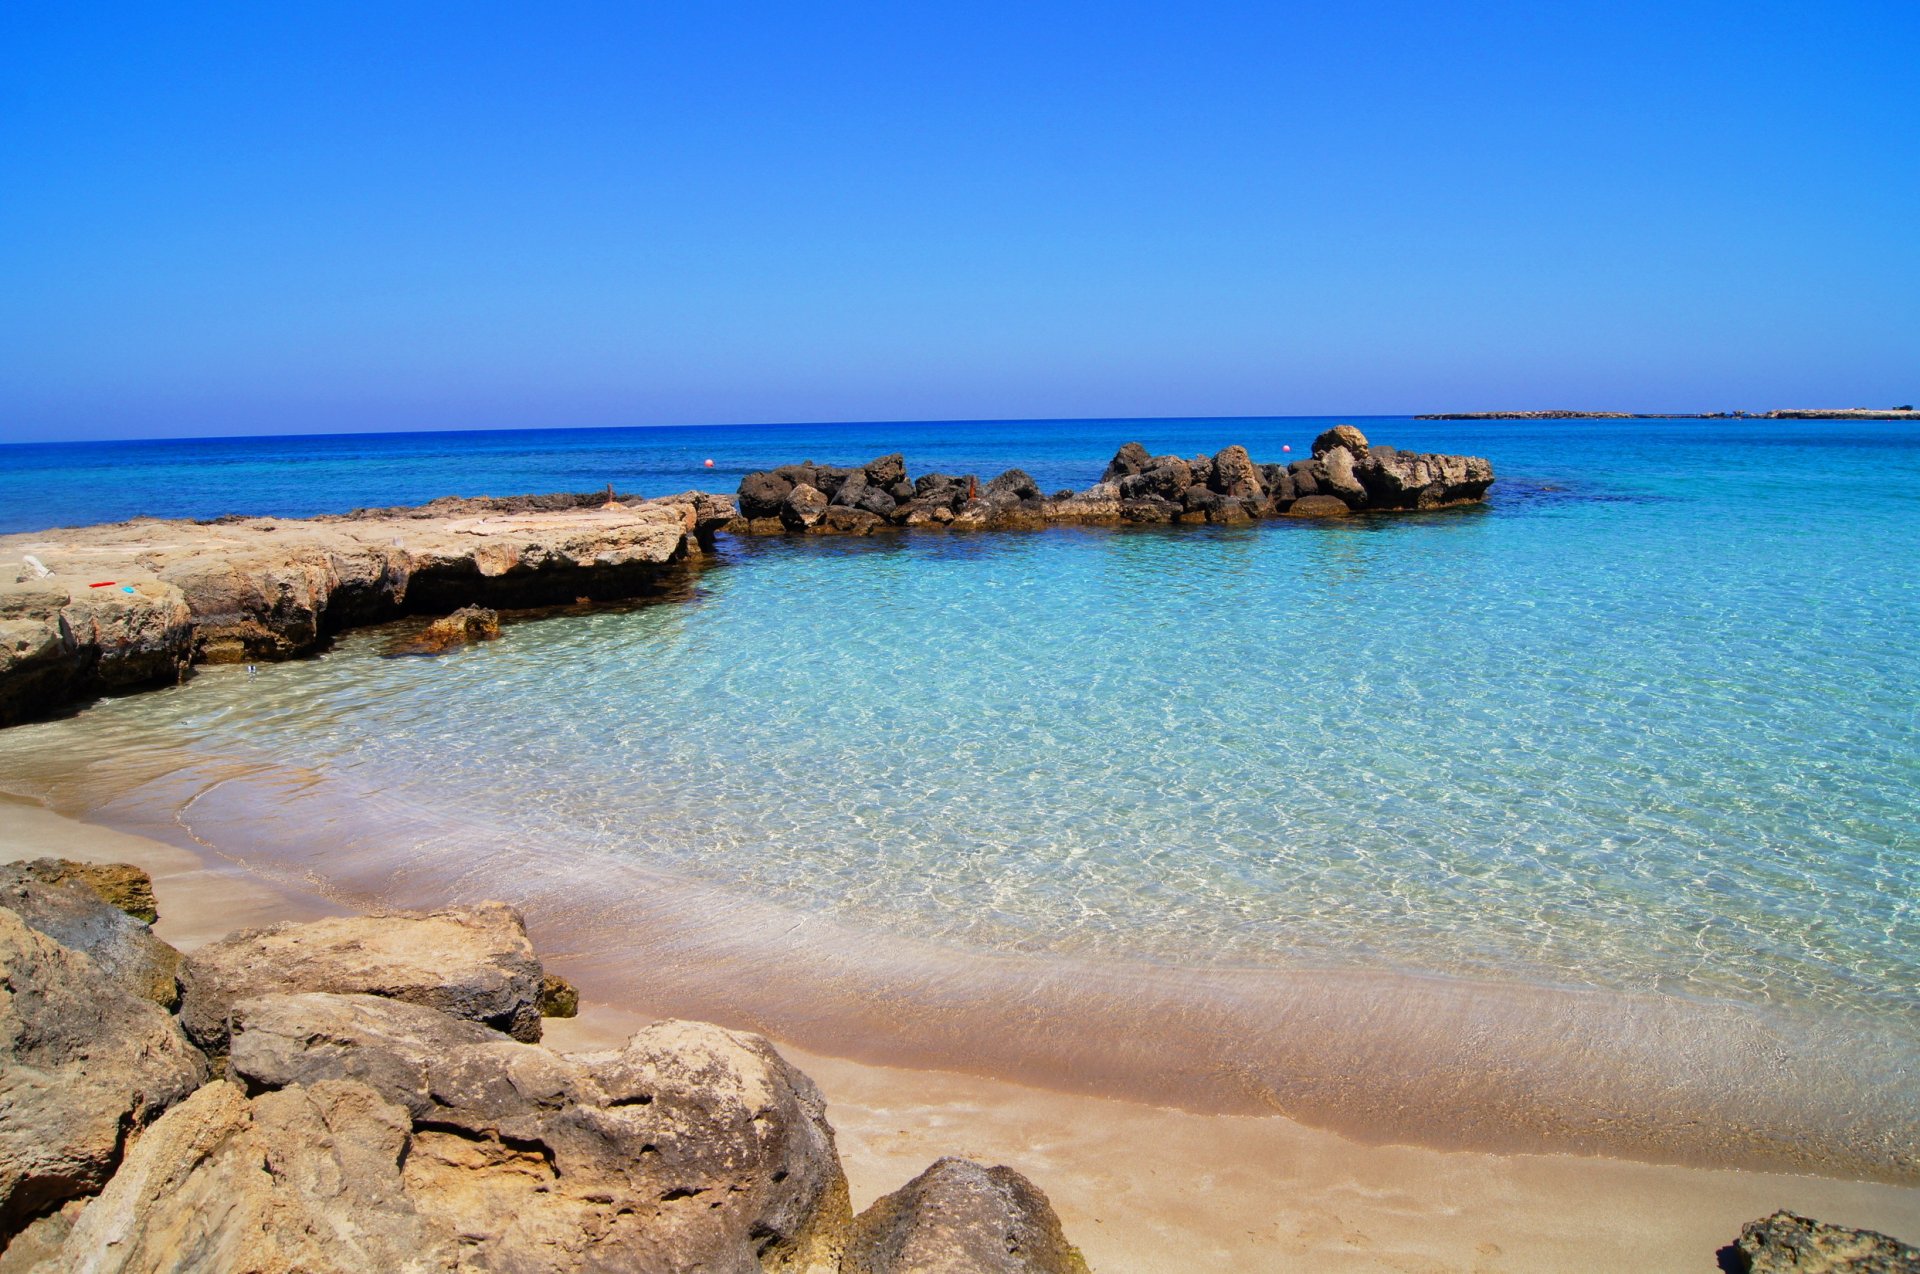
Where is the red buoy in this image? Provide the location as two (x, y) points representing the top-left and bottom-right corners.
(703, 458), (715, 467)
(1282, 444), (1292, 453)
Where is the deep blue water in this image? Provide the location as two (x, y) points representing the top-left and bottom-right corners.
(3, 415), (1917, 1029)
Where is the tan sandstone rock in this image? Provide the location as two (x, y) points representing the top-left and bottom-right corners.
(6, 858), (159, 923)
(125, 991), (853, 1272)
(178, 901), (545, 1055)
(843, 1157), (1089, 1274)
(0, 909), (206, 1242)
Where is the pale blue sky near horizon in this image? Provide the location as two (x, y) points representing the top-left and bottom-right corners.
(2, 1), (1915, 443)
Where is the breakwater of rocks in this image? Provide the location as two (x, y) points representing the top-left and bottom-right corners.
(733, 426), (1494, 535)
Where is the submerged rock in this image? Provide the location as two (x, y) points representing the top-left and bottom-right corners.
(1727, 1211), (1920, 1273)
(386, 604), (501, 656)
(0, 908), (206, 1243)
(844, 1157), (1089, 1274)
(1286, 494), (1355, 519)
(179, 901), (546, 1055)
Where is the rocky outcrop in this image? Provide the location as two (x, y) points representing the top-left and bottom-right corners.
(843, 1157), (1089, 1274)
(0, 490), (736, 727)
(0, 908), (206, 1243)
(0, 866), (181, 1008)
(1726, 1211), (1920, 1273)
(737, 427), (1492, 537)
(179, 902), (546, 1055)
(1, 894), (1088, 1272)
(187, 991), (851, 1272)
(385, 604), (501, 656)
(3, 857), (158, 923)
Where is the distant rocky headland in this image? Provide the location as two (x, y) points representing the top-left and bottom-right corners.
(734, 426), (1493, 535)
(1418, 407), (1918, 420)
(0, 428), (1489, 726)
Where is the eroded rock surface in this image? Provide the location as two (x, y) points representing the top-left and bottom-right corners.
(70, 992), (854, 1272)
(5, 858), (160, 923)
(0, 490), (735, 726)
(179, 902), (545, 1055)
(0, 866), (181, 1008)
(0, 908), (206, 1243)
(844, 1157), (1088, 1274)
(386, 604), (502, 656)
(1728, 1211), (1920, 1273)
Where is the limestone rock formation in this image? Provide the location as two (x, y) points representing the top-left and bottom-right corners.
(3, 857), (158, 923)
(386, 604), (501, 656)
(179, 902), (545, 1055)
(0, 908), (206, 1243)
(0, 866), (182, 1007)
(1727, 1211), (1920, 1273)
(1312, 423), (1371, 459)
(0, 490), (734, 726)
(196, 991), (849, 1272)
(843, 1157), (1089, 1274)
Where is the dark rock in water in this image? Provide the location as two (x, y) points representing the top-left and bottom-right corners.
(1313, 423), (1371, 458)
(1118, 457), (1191, 501)
(889, 480), (917, 503)
(821, 506), (887, 535)
(0, 865), (182, 1007)
(864, 452), (908, 488)
(1287, 494), (1353, 518)
(781, 482), (830, 531)
(844, 1156), (1089, 1274)
(1100, 441), (1151, 483)
(1289, 458), (1323, 496)
(1726, 1211), (1920, 1273)
(985, 469), (1042, 502)
(1321, 446), (1368, 503)
(1260, 464), (1296, 505)
(1209, 445), (1264, 498)
(833, 474), (898, 519)
(539, 972), (579, 1018)
(388, 606), (500, 657)
(737, 469), (796, 519)
(6, 857), (158, 923)
(0, 908), (206, 1243)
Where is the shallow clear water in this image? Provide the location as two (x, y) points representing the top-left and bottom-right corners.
(4, 417), (1916, 1034)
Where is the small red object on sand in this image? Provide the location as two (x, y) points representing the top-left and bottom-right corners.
(89, 581), (116, 588)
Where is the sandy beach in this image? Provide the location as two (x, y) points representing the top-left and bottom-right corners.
(6, 793), (1914, 1272)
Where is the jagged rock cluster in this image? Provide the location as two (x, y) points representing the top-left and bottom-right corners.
(0, 861), (1088, 1273)
(734, 426), (1494, 536)
(0, 491), (734, 727)
(1727, 1211), (1920, 1273)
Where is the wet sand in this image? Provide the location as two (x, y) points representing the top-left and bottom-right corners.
(5, 795), (1916, 1272)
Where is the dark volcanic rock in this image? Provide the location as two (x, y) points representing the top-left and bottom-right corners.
(738, 470), (796, 519)
(0, 865), (182, 1008)
(1727, 1211), (1920, 1273)
(1208, 445), (1264, 499)
(844, 1157), (1089, 1274)
(1100, 442), (1151, 482)
(985, 469), (1042, 502)
(864, 453), (908, 488)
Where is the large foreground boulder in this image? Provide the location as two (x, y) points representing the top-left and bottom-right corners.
(843, 1157), (1088, 1274)
(0, 908), (206, 1243)
(0, 865), (181, 1008)
(1726, 1211), (1920, 1273)
(178, 902), (545, 1055)
(59, 992), (853, 1272)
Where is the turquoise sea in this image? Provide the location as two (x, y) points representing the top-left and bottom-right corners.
(3, 415), (1917, 1164)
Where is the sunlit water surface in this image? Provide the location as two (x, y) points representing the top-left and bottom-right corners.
(3, 417), (1916, 1031)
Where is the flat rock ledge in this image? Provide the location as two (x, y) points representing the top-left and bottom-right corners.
(0, 489), (736, 727)
(0, 867), (1088, 1273)
(733, 426), (1493, 536)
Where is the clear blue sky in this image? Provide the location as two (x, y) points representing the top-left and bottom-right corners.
(2, 1), (1914, 441)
